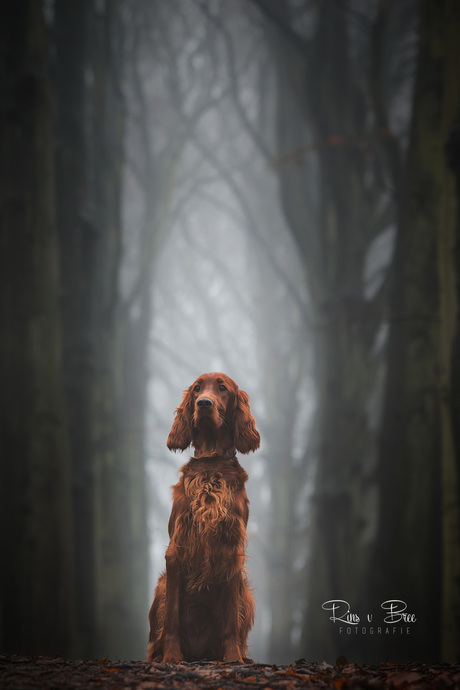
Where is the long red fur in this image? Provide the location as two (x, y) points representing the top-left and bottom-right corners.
(147, 372), (260, 663)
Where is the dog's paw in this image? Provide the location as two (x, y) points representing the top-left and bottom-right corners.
(223, 640), (243, 663)
(162, 636), (183, 664)
(163, 653), (183, 664)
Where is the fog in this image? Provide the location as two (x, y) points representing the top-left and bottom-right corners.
(2, 0), (459, 668)
(119, 1), (313, 660)
(145, 179), (312, 662)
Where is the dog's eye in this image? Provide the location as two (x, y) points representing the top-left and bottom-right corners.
(218, 384), (227, 392)
(194, 385), (200, 392)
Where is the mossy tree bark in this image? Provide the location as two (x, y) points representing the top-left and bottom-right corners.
(373, 0), (460, 662)
(0, 0), (77, 656)
(54, 0), (150, 658)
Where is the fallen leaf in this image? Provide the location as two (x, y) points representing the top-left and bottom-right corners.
(336, 656), (348, 667)
(95, 657), (109, 666)
(333, 679), (346, 689)
(389, 671), (424, 685)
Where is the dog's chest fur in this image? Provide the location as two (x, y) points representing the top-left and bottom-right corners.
(181, 457), (246, 532)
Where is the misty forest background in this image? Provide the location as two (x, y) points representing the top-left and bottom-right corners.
(1, 0), (460, 667)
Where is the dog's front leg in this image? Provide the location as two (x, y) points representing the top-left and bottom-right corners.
(222, 575), (243, 662)
(162, 550), (183, 663)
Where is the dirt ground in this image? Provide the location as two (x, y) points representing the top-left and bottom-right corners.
(1, 654), (459, 689)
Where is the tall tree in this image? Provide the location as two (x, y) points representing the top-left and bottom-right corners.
(373, 0), (460, 662)
(53, 0), (95, 657)
(253, 0), (414, 662)
(54, 0), (150, 658)
(0, 1), (77, 656)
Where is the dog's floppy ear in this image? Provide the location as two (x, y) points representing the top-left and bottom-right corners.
(234, 389), (260, 454)
(167, 387), (193, 451)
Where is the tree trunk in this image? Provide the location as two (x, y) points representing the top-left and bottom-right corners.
(54, 0), (149, 658)
(0, 0), (77, 656)
(373, 0), (460, 662)
(262, 0), (388, 662)
(54, 0), (96, 657)
(88, 1), (149, 658)
(446, 72), (460, 667)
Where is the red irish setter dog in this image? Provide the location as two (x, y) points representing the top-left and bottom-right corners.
(147, 372), (260, 663)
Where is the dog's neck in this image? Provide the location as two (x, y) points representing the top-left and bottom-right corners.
(191, 423), (235, 460)
(192, 449), (237, 460)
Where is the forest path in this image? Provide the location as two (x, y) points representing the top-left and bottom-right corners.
(0, 655), (458, 689)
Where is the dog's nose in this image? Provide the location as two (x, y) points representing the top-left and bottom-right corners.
(197, 397), (213, 409)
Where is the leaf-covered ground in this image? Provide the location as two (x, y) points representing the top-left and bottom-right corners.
(1, 655), (459, 689)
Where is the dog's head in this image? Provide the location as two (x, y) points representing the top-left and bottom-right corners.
(167, 372), (260, 456)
